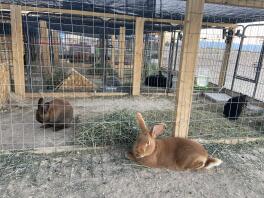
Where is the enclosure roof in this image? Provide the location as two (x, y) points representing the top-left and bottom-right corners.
(1, 0), (264, 24)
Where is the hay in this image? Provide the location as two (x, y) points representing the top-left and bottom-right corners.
(189, 109), (261, 139)
(76, 108), (264, 147)
(77, 110), (138, 147)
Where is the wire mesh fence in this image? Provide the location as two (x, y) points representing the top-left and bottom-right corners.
(0, 0), (263, 152)
(0, 1), (264, 197)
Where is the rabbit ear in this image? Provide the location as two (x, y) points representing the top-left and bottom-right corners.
(150, 123), (166, 138)
(38, 98), (49, 113)
(38, 97), (44, 110)
(136, 112), (149, 133)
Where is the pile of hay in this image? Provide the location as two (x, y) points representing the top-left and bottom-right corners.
(77, 110), (138, 147)
(189, 109), (260, 139)
(77, 108), (263, 147)
(77, 110), (175, 147)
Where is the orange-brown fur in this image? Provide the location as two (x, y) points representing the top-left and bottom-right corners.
(127, 112), (222, 171)
(36, 98), (73, 131)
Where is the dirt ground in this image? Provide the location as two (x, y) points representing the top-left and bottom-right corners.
(0, 96), (174, 150)
(0, 142), (264, 198)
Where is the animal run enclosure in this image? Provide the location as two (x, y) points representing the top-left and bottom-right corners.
(0, 0), (264, 152)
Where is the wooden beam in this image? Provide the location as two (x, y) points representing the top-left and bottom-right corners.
(132, 17), (144, 96)
(10, 5), (25, 97)
(118, 27), (126, 79)
(0, 3), (235, 28)
(0, 63), (10, 107)
(205, 0), (264, 9)
(173, 0), (205, 138)
(39, 20), (52, 75)
(0, 35), (11, 63)
(25, 92), (128, 98)
(158, 32), (165, 68)
(0, 3), (10, 9)
(111, 35), (116, 68)
(51, 30), (60, 66)
(193, 137), (264, 145)
(218, 28), (234, 87)
(144, 16), (235, 28)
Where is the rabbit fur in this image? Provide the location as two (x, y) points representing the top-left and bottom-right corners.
(36, 97), (73, 131)
(127, 112), (222, 171)
(223, 94), (247, 120)
(144, 71), (173, 88)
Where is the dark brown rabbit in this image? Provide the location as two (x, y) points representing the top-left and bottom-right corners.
(36, 97), (73, 131)
(127, 112), (222, 171)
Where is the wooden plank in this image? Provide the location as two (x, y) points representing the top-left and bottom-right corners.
(10, 5), (25, 97)
(145, 17), (235, 28)
(205, 0), (264, 9)
(118, 27), (126, 79)
(0, 3), (10, 9)
(0, 35), (9, 63)
(25, 92), (128, 98)
(0, 63), (10, 107)
(0, 4), (235, 28)
(111, 35), (116, 68)
(39, 20), (52, 75)
(141, 93), (176, 97)
(158, 32), (165, 68)
(51, 30), (60, 66)
(218, 28), (234, 87)
(132, 17), (144, 96)
(173, 0), (205, 138)
(193, 137), (264, 145)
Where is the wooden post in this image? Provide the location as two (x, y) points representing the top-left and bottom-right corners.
(118, 27), (126, 79)
(11, 5), (25, 97)
(52, 30), (60, 66)
(0, 35), (8, 62)
(39, 20), (51, 75)
(132, 17), (144, 96)
(158, 31), (165, 68)
(218, 28), (234, 87)
(173, 0), (205, 138)
(0, 63), (10, 107)
(111, 35), (116, 68)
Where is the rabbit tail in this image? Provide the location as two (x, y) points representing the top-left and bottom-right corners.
(204, 157), (222, 169)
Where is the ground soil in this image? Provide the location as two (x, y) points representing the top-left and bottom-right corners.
(0, 143), (264, 198)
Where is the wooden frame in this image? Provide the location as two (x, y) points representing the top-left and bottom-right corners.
(193, 137), (264, 145)
(39, 20), (52, 75)
(158, 31), (165, 68)
(132, 17), (144, 96)
(0, 3), (235, 28)
(111, 35), (116, 68)
(173, 0), (205, 138)
(51, 30), (60, 66)
(218, 28), (234, 87)
(0, 63), (10, 106)
(10, 5), (25, 97)
(118, 27), (126, 79)
(25, 92), (128, 98)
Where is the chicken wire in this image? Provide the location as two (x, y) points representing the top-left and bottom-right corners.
(0, 1), (263, 152)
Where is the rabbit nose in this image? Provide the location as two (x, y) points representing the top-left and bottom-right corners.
(137, 149), (144, 154)
(135, 150), (142, 157)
